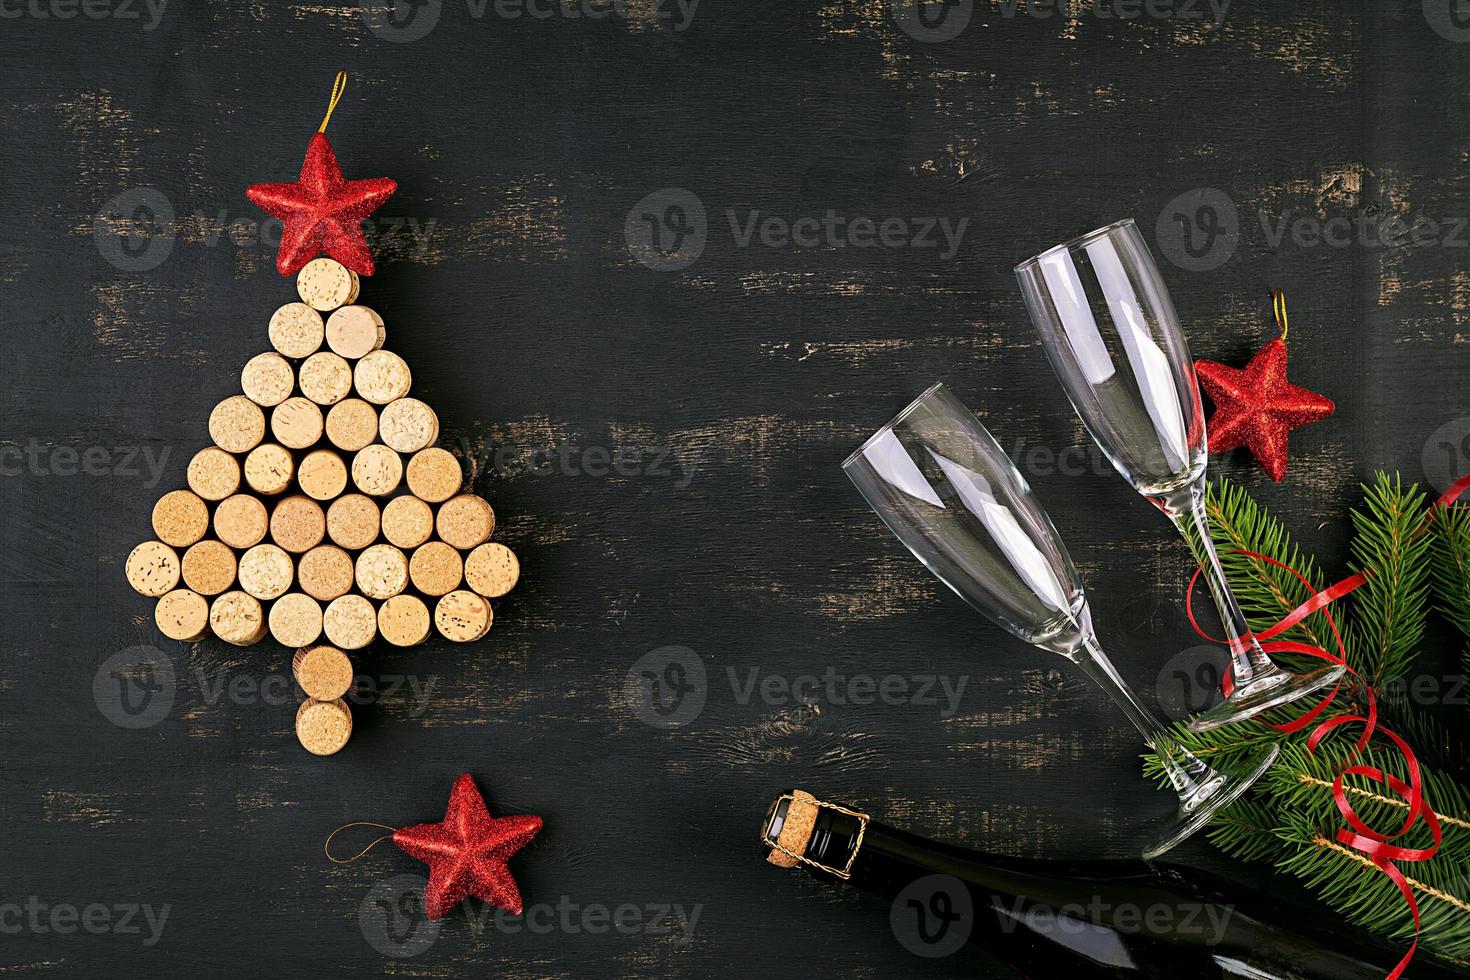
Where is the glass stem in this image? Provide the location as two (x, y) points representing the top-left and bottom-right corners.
(1152, 476), (1281, 687)
(1076, 635), (1216, 800)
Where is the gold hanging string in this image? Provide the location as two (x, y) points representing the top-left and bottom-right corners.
(318, 71), (349, 134)
(1272, 287), (1290, 342)
(324, 820), (396, 864)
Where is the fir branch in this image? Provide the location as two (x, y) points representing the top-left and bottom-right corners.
(1203, 479), (1341, 660)
(1347, 475), (1433, 690)
(1430, 504), (1470, 641)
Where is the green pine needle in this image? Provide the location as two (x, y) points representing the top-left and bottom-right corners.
(1142, 475), (1470, 959)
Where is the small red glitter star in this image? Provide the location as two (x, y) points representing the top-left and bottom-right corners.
(1195, 335), (1335, 483)
(393, 773), (543, 919)
(246, 132), (397, 277)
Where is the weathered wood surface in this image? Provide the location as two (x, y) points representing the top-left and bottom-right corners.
(2, 1), (1469, 975)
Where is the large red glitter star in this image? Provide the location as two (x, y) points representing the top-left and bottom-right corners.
(393, 773), (543, 920)
(1195, 337), (1335, 483)
(246, 132), (397, 277)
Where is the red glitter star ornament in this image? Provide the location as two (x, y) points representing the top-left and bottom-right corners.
(1193, 290), (1335, 483)
(245, 73), (397, 277)
(392, 773), (543, 919)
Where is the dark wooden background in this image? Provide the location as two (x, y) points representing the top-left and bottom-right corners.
(3, 1), (1470, 976)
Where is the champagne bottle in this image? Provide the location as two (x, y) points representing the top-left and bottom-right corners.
(761, 789), (1465, 979)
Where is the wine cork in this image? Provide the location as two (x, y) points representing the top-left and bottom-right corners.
(297, 258), (359, 312)
(293, 644), (355, 701)
(355, 543), (409, 600)
(125, 540), (180, 597)
(269, 592), (323, 648)
(325, 398), (378, 453)
(298, 449), (348, 502)
(352, 444), (403, 497)
(405, 447), (462, 503)
(269, 301), (325, 357)
(155, 588), (209, 642)
(378, 594), (431, 647)
(298, 544), (355, 602)
(326, 494), (380, 551)
(299, 351), (353, 406)
(409, 540), (463, 597)
(209, 591), (268, 647)
(240, 352), (295, 407)
(353, 350), (412, 404)
(152, 489), (210, 548)
(378, 398), (439, 454)
(765, 790), (820, 869)
(187, 446), (241, 502)
(296, 697), (352, 756)
(270, 495), (326, 554)
(214, 495), (268, 550)
(244, 443), (295, 495)
(434, 590), (492, 643)
(181, 539), (237, 596)
(238, 543), (294, 600)
(208, 395), (266, 454)
(326, 305), (386, 360)
(271, 397), (325, 450)
(436, 494), (495, 550)
(324, 594), (377, 650)
(465, 543), (519, 598)
(381, 495), (434, 549)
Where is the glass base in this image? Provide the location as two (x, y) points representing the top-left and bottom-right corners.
(1186, 663), (1346, 733)
(1141, 741), (1279, 860)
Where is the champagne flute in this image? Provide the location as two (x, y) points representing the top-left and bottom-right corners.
(843, 383), (1276, 858)
(1015, 219), (1344, 731)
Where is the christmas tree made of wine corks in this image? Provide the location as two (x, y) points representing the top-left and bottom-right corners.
(123, 74), (519, 756)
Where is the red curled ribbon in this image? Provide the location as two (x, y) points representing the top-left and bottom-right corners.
(1184, 472), (1470, 979)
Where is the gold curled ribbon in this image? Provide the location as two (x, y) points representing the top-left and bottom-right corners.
(323, 821), (395, 864)
(1272, 287), (1290, 342)
(318, 70), (349, 134)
